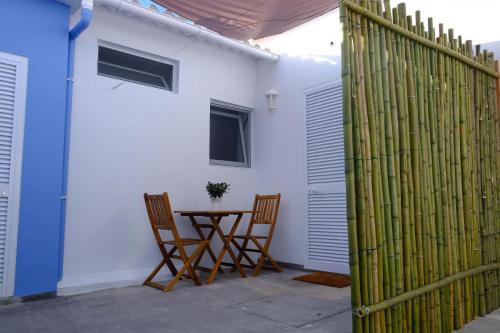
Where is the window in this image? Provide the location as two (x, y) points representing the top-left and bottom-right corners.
(97, 44), (177, 91)
(210, 100), (251, 167)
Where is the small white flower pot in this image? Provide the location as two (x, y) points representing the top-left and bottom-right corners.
(211, 197), (222, 211)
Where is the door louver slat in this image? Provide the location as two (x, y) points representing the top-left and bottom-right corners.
(305, 84), (348, 273)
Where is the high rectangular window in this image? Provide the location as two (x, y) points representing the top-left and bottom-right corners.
(97, 45), (177, 91)
(210, 101), (251, 167)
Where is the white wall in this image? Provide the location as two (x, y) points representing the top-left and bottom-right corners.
(253, 8), (343, 267)
(60, 6), (261, 292)
(253, 54), (342, 268)
(60, 5), (342, 294)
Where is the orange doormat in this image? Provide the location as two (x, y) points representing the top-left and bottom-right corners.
(293, 271), (351, 288)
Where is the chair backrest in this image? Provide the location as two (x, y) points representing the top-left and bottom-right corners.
(251, 193), (281, 225)
(144, 193), (176, 231)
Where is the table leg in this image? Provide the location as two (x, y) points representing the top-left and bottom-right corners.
(189, 216), (224, 274)
(224, 214), (247, 278)
(206, 214), (247, 284)
(206, 216), (224, 284)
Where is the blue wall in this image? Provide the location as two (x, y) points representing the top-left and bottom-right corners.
(0, 0), (70, 296)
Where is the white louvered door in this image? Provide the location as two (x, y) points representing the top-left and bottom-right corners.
(304, 83), (349, 274)
(0, 52), (27, 297)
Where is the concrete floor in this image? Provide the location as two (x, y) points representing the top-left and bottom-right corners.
(1, 269), (499, 332)
(0, 269), (352, 333)
(459, 308), (500, 333)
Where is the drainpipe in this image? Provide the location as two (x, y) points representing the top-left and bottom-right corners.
(58, 0), (93, 281)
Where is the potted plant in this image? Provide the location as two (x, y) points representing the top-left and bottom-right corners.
(206, 181), (230, 210)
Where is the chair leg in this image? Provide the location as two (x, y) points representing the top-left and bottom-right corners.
(250, 236), (282, 276)
(164, 246), (180, 276)
(231, 239), (243, 273)
(253, 255), (267, 277)
(144, 245), (180, 286)
(182, 242), (207, 286)
(186, 260), (202, 286)
(189, 242), (209, 281)
(267, 256), (283, 272)
(144, 259), (166, 285)
(231, 238), (256, 271)
(164, 242), (207, 292)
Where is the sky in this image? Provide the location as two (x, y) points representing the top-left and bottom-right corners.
(257, 0), (500, 56)
(403, 0), (500, 44)
(137, 0), (500, 56)
(139, 0), (155, 6)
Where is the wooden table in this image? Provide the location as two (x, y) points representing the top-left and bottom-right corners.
(175, 210), (254, 284)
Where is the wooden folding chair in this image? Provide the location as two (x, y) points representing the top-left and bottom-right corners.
(231, 193), (282, 276)
(143, 193), (208, 292)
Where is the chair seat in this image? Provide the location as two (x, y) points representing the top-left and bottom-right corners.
(162, 238), (204, 246)
(233, 235), (268, 240)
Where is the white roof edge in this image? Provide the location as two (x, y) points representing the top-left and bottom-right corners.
(85, 0), (279, 61)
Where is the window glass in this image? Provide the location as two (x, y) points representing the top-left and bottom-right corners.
(97, 46), (174, 90)
(209, 103), (251, 167)
(210, 113), (245, 163)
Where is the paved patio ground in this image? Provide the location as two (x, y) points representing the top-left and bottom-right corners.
(0, 268), (499, 332)
(459, 307), (500, 333)
(0, 269), (352, 332)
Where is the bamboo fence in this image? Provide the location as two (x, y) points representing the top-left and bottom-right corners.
(496, 61), (500, 141)
(340, 1), (500, 332)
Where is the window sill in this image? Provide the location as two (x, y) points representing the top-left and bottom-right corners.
(209, 160), (251, 168)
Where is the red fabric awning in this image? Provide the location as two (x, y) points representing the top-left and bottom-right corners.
(153, 0), (340, 40)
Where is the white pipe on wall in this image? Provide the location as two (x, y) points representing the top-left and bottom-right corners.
(94, 0), (280, 62)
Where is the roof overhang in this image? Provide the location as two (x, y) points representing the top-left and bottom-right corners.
(65, 0), (278, 61)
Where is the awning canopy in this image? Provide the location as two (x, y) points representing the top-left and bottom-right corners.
(152, 0), (340, 40)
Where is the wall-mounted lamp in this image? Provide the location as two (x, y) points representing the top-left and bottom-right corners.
(265, 89), (279, 112)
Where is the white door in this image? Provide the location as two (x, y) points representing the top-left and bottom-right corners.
(0, 52), (27, 297)
(304, 82), (349, 274)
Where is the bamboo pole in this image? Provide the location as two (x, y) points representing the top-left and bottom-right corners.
(496, 60), (500, 143)
(355, 263), (500, 318)
(359, 1), (384, 330)
(369, 1), (394, 331)
(391, 6), (414, 331)
(351, 8), (372, 332)
(436, 22), (452, 333)
(340, 3), (362, 332)
(375, 1), (401, 331)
